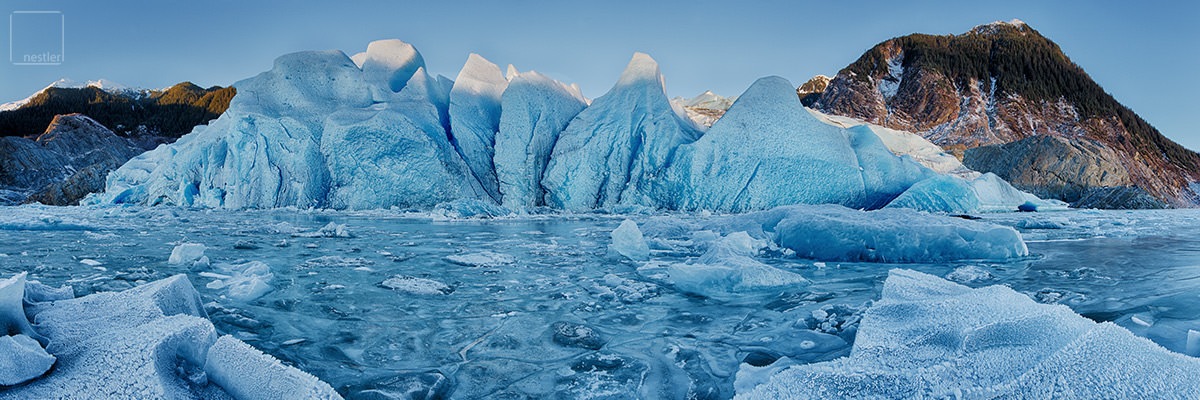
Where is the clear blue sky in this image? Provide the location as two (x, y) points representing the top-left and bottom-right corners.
(1, 0), (1197, 149)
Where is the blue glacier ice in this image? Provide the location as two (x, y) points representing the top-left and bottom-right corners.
(716, 204), (1029, 262)
(448, 54), (509, 203)
(87, 39), (1040, 215)
(653, 77), (932, 212)
(91, 39), (484, 209)
(887, 172), (1067, 214)
(885, 174), (981, 213)
(541, 53), (702, 211)
(738, 269), (1200, 399)
(321, 67), (482, 209)
(493, 70), (587, 209)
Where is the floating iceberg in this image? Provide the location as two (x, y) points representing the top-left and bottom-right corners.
(0, 273), (340, 398)
(738, 269), (1200, 398)
(887, 173), (1067, 213)
(168, 242), (207, 265)
(609, 219), (650, 261)
(718, 205), (1028, 262)
(651, 231), (809, 299)
(204, 261), (274, 302)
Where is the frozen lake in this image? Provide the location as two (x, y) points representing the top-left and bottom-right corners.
(2, 205), (1198, 399)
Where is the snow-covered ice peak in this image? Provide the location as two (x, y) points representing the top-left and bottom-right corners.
(505, 64), (520, 81)
(356, 39), (426, 92)
(452, 54), (508, 99)
(615, 52), (665, 89)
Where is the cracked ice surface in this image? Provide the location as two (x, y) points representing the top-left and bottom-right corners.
(1, 204), (1199, 398)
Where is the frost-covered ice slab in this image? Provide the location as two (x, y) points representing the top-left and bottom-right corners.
(722, 205), (1028, 262)
(738, 269), (1200, 399)
(0, 273), (340, 399)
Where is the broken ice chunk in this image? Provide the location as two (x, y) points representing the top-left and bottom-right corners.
(608, 219), (650, 261)
(0, 334), (55, 386)
(168, 243), (206, 265)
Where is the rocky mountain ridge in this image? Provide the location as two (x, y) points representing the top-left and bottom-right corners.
(0, 114), (149, 205)
(812, 20), (1199, 208)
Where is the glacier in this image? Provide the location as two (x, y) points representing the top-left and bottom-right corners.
(86, 39), (1051, 216)
(493, 70), (587, 209)
(541, 52), (703, 211)
(651, 76), (932, 212)
(448, 54), (509, 202)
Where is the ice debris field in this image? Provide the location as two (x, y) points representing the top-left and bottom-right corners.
(2, 204), (1200, 398)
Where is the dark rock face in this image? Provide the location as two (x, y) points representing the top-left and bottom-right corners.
(814, 21), (1200, 208)
(0, 114), (146, 205)
(963, 135), (1166, 208)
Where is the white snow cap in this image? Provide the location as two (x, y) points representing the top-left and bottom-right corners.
(356, 39), (426, 92)
(615, 52), (665, 89)
(453, 53), (508, 98)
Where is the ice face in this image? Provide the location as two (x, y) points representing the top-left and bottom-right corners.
(738, 269), (1200, 398)
(448, 54), (509, 203)
(0, 273), (39, 340)
(355, 39), (426, 93)
(89, 41), (1009, 214)
(542, 53), (702, 211)
(651, 77), (931, 212)
(493, 71), (587, 209)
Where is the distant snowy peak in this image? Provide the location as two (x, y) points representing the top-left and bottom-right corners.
(970, 18), (1030, 35)
(1, 78), (146, 111)
(670, 90), (735, 129)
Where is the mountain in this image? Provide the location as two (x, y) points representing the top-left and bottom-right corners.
(669, 91), (735, 129)
(813, 19), (1200, 208)
(0, 114), (147, 205)
(796, 75), (830, 106)
(0, 80), (235, 140)
(88, 39), (1051, 214)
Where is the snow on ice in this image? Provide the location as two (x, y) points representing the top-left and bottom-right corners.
(0, 272), (340, 398)
(738, 269), (1200, 398)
